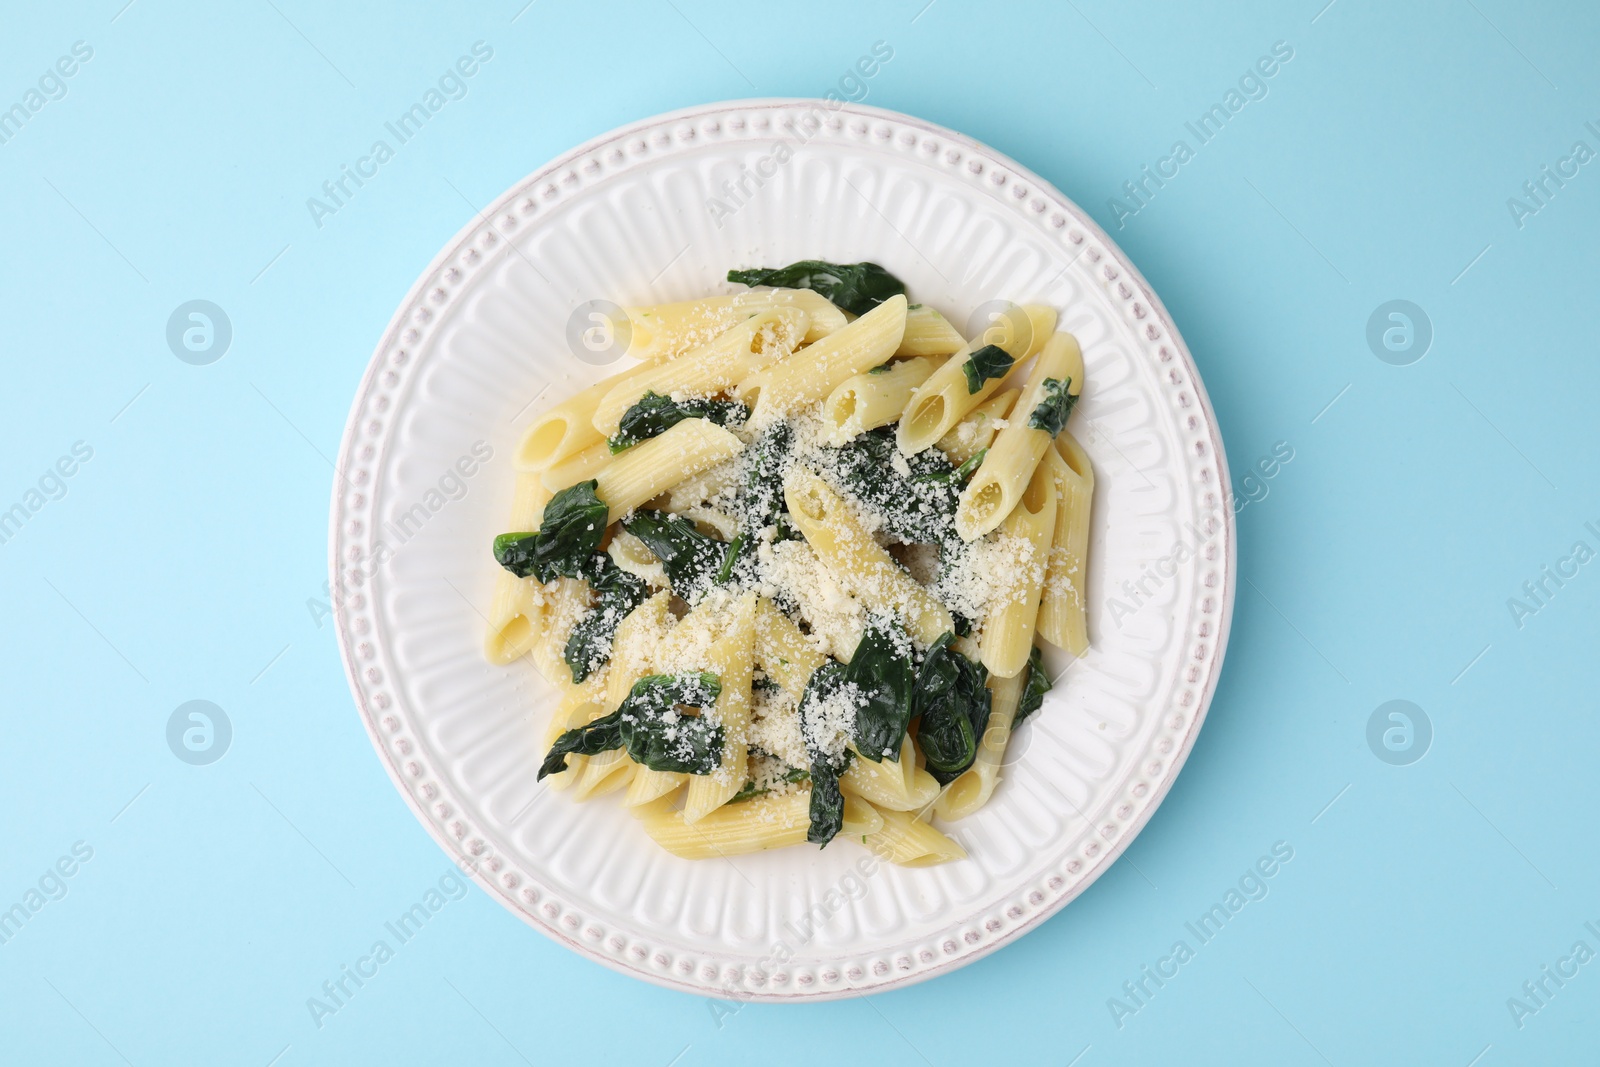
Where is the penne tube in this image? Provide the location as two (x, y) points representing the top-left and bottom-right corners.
(623, 289), (848, 363)
(635, 791), (883, 859)
(541, 673), (610, 791)
(935, 388), (1017, 466)
(529, 577), (590, 685)
(571, 746), (634, 800)
(860, 805), (967, 866)
(956, 331), (1083, 541)
(625, 769), (687, 807)
(753, 597), (828, 702)
(593, 419), (744, 522)
(895, 303), (1057, 456)
(978, 461), (1057, 678)
(1037, 432), (1094, 655)
(515, 379), (610, 471)
(683, 593), (757, 823)
(483, 570), (545, 665)
(820, 355), (939, 446)
(896, 304), (966, 357)
(592, 309), (808, 435)
(935, 669), (1026, 820)
(842, 735), (940, 812)
(509, 470), (553, 529)
(744, 294), (908, 420)
(541, 440), (611, 492)
(782, 466), (953, 647)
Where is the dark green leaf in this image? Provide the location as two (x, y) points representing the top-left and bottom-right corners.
(1011, 645), (1051, 731)
(822, 428), (960, 544)
(1026, 377), (1078, 436)
(563, 554), (650, 683)
(912, 633), (992, 784)
(796, 661), (851, 846)
(731, 764), (809, 802)
(960, 344), (1014, 394)
(622, 509), (727, 602)
(609, 391), (748, 453)
(726, 260), (906, 316)
(493, 480), (608, 583)
(916, 446), (987, 487)
(537, 671), (723, 779)
(719, 422), (795, 585)
(867, 363), (893, 375)
(844, 620), (916, 763)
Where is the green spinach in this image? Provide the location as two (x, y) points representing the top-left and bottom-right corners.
(730, 764), (809, 802)
(563, 554), (649, 683)
(538, 671), (723, 778)
(725, 260), (906, 316)
(960, 344), (1014, 394)
(1010, 645), (1051, 731)
(844, 621), (916, 763)
(796, 661), (851, 845)
(1026, 377), (1078, 436)
(823, 428), (960, 544)
(621, 509), (727, 602)
(912, 633), (992, 784)
(609, 391), (748, 453)
(493, 480), (608, 583)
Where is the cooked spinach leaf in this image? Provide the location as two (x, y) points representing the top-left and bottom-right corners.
(1011, 644), (1051, 731)
(563, 553), (649, 683)
(912, 633), (992, 784)
(493, 480), (608, 583)
(621, 509), (727, 602)
(609, 391), (748, 453)
(1026, 377), (1078, 436)
(537, 671), (723, 779)
(916, 446), (987, 487)
(845, 620), (916, 763)
(796, 661), (851, 846)
(820, 428), (961, 545)
(719, 421), (795, 585)
(960, 344), (1014, 394)
(726, 260), (906, 316)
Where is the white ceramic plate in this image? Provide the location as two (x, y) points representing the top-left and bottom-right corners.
(330, 100), (1235, 1001)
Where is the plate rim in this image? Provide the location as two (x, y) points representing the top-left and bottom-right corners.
(329, 96), (1237, 1002)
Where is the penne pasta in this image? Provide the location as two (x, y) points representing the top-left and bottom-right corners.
(623, 289), (848, 363)
(743, 294), (908, 421)
(683, 593), (757, 823)
(935, 388), (1018, 466)
(515, 379), (610, 471)
(593, 419), (744, 522)
(978, 461), (1057, 678)
(592, 308), (808, 435)
(541, 439), (611, 492)
(820, 355), (940, 446)
(1037, 432), (1094, 656)
(896, 304), (966, 356)
(842, 735), (940, 812)
(861, 805), (968, 866)
(956, 331), (1083, 541)
(895, 304), (1057, 456)
(753, 597), (827, 701)
(541, 673), (610, 791)
(935, 669), (1026, 820)
(635, 791), (883, 859)
(782, 466), (953, 647)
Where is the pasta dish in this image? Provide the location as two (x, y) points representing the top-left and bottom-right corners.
(482, 261), (1092, 866)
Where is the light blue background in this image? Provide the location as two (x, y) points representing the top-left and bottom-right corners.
(2, 0), (1596, 1063)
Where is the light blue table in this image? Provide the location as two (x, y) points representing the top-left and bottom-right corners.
(3, 1), (1596, 1063)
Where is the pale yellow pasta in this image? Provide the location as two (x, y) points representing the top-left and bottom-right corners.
(623, 289), (848, 363)
(635, 792), (883, 859)
(956, 331), (1083, 541)
(978, 461), (1057, 678)
(483, 571), (545, 665)
(936, 669), (1026, 820)
(683, 593), (757, 823)
(515, 379), (609, 471)
(896, 304), (965, 356)
(843, 735), (940, 811)
(571, 744), (635, 800)
(509, 470), (553, 529)
(861, 805), (967, 866)
(896, 303), (1058, 455)
(935, 388), (1018, 466)
(1038, 432), (1094, 656)
(744, 294), (908, 420)
(604, 592), (674, 710)
(820, 356), (939, 446)
(783, 466), (953, 647)
(593, 419), (744, 522)
(753, 597), (827, 701)
(592, 309), (808, 435)
(542, 673), (610, 791)
(625, 769), (687, 807)
(529, 578), (590, 685)
(540, 440), (610, 492)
